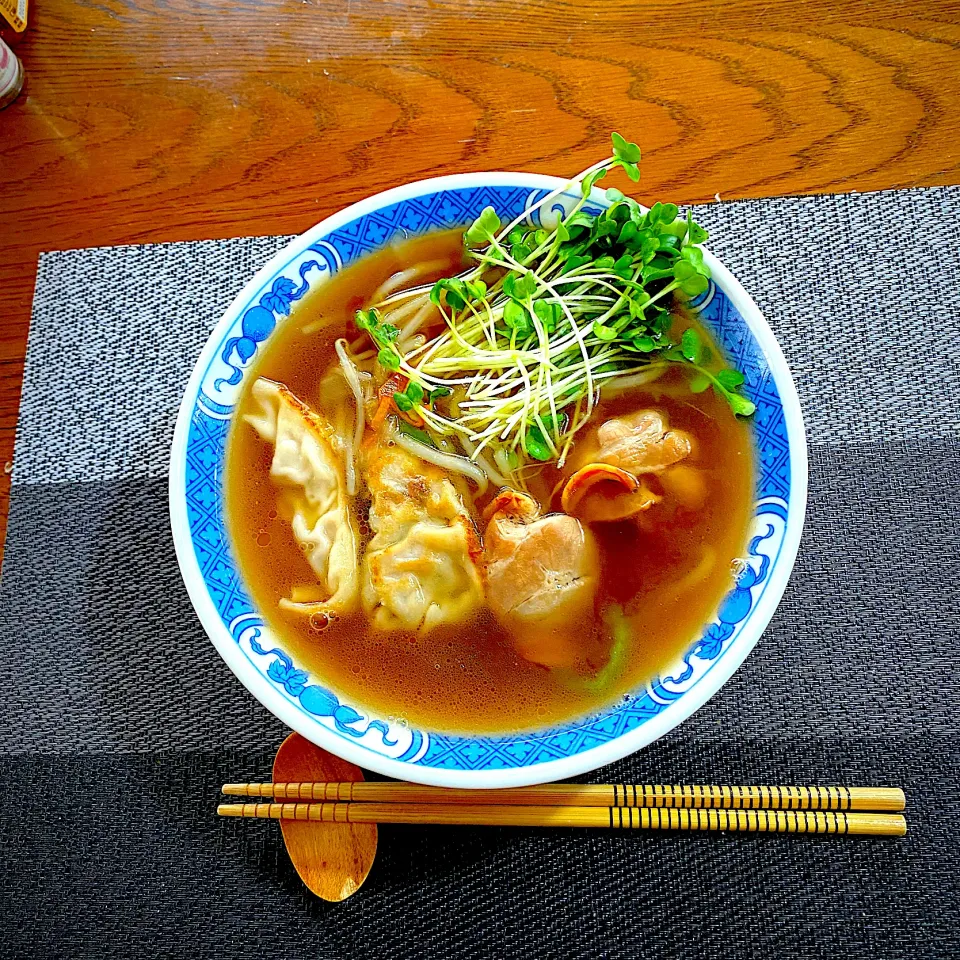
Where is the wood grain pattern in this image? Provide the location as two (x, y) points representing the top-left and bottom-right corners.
(2, 0), (960, 558)
(271, 732), (376, 901)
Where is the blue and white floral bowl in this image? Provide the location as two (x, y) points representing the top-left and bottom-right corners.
(169, 174), (807, 788)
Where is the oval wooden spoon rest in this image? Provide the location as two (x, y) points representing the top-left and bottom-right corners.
(272, 732), (377, 900)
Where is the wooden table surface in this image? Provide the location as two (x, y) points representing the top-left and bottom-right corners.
(1, 0), (959, 555)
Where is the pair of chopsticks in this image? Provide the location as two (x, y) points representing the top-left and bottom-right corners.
(219, 782), (907, 836)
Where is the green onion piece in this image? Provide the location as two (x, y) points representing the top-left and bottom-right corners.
(524, 424), (552, 461)
(397, 421), (435, 447)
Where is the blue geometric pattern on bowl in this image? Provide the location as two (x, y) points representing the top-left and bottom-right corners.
(183, 184), (790, 770)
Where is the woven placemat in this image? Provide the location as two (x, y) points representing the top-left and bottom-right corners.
(1, 187), (958, 959)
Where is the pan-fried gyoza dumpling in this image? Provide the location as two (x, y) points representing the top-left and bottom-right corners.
(361, 439), (483, 632)
(244, 378), (360, 617)
(483, 490), (599, 668)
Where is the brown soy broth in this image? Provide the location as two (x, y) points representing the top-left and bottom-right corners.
(225, 228), (755, 733)
(584, 382), (753, 684)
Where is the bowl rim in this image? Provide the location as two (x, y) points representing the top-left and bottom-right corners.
(169, 171), (808, 787)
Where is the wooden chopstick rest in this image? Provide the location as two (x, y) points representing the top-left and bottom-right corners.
(270, 733), (376, 902)
(221, 781), (906, 813)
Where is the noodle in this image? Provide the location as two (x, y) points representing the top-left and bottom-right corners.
(435, 437), (473, 503)
(372, 259), (448, 303)
(378, 295), (423, 328)
(602, 368), (665, 392)
(388, 421), (489, 494)
(335, 338), (365, 496)
(655, 548), (716, 597)
(399, 299), (436, 346)
(460, 435), (512, 489)
(300, 318), (326, 336)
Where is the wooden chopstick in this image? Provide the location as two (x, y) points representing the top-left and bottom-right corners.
(217, 801), (907, 836)
(221, 782), (906, 812)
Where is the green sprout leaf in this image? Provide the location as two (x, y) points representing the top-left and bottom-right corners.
(681, 327), (703, 364)
(613, 254), (634, 280)
(431, 278), (471, 309)
(629, 335), (657, 352)
(358, 307), (408, 368)
(564, 210), (595, 231)
(503, 300), (532, 337)
(564, 252), (591, 272)
(611, 132), (641, 164)
(464, 206), (502, 246)
(610, 133), (641, 181)
(378, 348), (400, 371)
(679, 273), (709, 296)
(726, 392), (756, 417)
(716, 369), (745, 389)
(687, 219), (709, 244)
(660, 202), (679, 223)
(503, 300), (525, 326)
(393, 391), (414, 412)
(581, 168), (608, 198)
(595, 218), (619, 239)
(592, 321), (618, 342)
(354, 308), (376, 331)
(519, 273), (539, 298)
(533, 299), (561, 333)
(503, 271), (538, 301)
(466, 279), (487, 300)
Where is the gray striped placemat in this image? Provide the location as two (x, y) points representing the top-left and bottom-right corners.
(0, 187), (957, 959)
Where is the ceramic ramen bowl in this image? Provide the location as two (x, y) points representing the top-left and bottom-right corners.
(169, 173), (807, 787)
